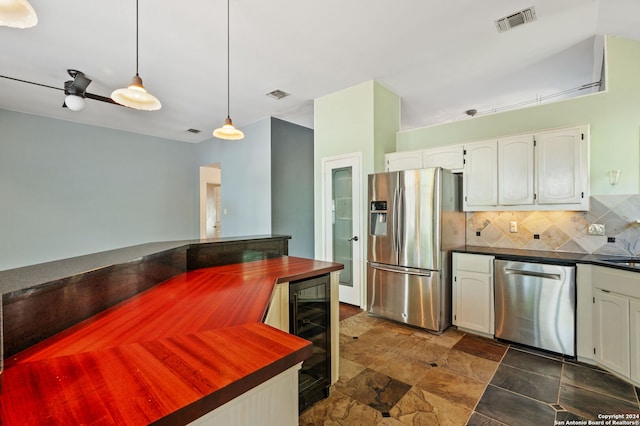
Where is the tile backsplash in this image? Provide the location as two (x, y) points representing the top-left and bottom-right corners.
(466, 195), (640, 256)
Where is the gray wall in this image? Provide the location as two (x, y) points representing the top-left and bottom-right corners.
(194, 118), (272, 237)
(270, 118), (314, 258)
(0, 109), (198, 271)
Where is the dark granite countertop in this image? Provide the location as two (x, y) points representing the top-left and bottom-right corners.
(0, 235), (290, 295)
(454, 245), (640, 272)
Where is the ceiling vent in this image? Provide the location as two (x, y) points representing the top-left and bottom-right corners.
(266, 89), (289, 100)
(495, 6), (537, 33)
(186, 128), (201, 134)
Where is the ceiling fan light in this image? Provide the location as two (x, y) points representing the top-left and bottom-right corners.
(0, 0), (37, 28)
(213, 116), (244, 140)
(111, 75), (161, 111)
(64, 95), (85, 111)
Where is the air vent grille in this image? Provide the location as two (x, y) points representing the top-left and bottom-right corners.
(495, 6), (537, 33)
(186, 128), (201, 134)
(266, 89), (289, 100)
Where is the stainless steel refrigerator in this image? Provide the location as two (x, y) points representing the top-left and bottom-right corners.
(367, 167), (464, 332)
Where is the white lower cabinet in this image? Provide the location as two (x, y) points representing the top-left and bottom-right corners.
(452, 253), (495, 336)
(591, 265), (640, 386)
(630, 299), (640, 384)
(593, 290), (630, 377)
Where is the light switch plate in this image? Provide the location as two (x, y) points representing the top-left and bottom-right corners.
(509, 221), (518, 233)
(588, 223), (605, 236)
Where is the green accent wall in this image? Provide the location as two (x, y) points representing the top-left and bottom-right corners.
(396, 36), (640, 195)
(313, 80), (400, 258)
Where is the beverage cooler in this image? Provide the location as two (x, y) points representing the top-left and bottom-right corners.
(289, 274), (331, 413)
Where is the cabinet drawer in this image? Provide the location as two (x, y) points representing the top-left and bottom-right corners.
(455, 253), (494, 273)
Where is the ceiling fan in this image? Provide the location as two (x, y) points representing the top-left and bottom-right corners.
(0, 69), (118, 111)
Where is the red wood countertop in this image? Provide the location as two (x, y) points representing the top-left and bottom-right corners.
(0, 256), (343, 425)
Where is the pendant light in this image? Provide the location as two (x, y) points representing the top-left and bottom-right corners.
(0, 0), (38, 28)
(111, 0), (161, 111)
(213, 0), (244, 140)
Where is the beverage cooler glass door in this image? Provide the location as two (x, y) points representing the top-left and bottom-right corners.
(367, 262), (442, 331)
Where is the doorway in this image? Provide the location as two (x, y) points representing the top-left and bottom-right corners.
(322, 153), (363, 308)
(200, 164), (222, 239)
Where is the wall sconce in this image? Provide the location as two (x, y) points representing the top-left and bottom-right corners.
(608, 170), (621, 186)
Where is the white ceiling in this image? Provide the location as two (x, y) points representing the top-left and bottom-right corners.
(1, 0), (639, 143)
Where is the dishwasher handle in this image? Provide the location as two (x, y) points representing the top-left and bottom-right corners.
(504, 268), (562, 280)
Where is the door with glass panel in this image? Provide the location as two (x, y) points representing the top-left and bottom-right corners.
(322, 154), (362, 307)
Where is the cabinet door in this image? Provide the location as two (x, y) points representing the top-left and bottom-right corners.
(453, 271), (493, 334)
(536, 127), (587, 205)
(423, 145), (464, 172)
(385, 151), (423, 172)
(452, 253), (494, 335)
(593, 290), (630, 377)
(498, 135), (534, 205)
(630, 299), (640, 384)
(463, 140), (498, 210)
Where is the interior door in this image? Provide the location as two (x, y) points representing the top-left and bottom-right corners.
(322, 153), (362, 307)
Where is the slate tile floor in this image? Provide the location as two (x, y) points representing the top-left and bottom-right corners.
(300, 305), (640, 425)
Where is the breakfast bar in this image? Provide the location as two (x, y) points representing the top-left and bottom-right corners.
(0, 236), (343, 425)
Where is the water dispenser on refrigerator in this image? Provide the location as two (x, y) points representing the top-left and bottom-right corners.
(370, 201), (388, 236)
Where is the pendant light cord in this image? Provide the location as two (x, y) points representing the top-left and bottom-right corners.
(226, 0), (230, 117)
(135, 0), (139, 77)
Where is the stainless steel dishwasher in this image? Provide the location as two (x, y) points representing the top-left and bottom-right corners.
(494, 260), (576, 356)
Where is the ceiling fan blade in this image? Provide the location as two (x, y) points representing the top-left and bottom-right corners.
(1, 71), (120, 108)
(85, 92), (118, 105)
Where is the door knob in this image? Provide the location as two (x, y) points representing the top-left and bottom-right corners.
(349, 236), (359, 242)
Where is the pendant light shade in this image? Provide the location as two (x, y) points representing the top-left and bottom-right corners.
(110, 0), (161, 111)
(0, 0), (38, 28)
(214, 0), (243, 140)
(213, 116), (244, 140)
(111, 74), (161, 111)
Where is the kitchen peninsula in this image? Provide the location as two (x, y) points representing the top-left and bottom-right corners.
(0, 235), (343, 425)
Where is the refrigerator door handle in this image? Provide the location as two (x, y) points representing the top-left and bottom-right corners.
(392, 187), (399, 253)
(370, 262), (432, 277)
(397, 186), (404, 253)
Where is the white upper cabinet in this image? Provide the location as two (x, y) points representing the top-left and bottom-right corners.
(463, 141), (498, 208)
(422, 145), (464, 173)
(498, 134), (535, 206)
(385, 150), (423, 172)
(463, 125), (589, 211)
(536, 126), (588, 206)
(385, 144), (464, 172)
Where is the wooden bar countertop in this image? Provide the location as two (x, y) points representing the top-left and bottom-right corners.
(0, 256), (343, 425)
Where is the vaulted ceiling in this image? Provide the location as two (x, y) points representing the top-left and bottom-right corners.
(1, 0), (639, 143)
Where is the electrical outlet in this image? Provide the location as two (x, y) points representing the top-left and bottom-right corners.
(588, 224), (605, 236)
(509, 221), (518, 233)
